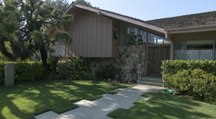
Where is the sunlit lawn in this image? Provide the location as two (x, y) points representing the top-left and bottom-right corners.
(108, 93), (216, 119)
(0, 80), (132, 119)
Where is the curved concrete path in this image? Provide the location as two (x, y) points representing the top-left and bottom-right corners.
(35, 85), (163, 119)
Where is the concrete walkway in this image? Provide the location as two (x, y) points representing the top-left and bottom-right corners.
(34, 85), (163, 119)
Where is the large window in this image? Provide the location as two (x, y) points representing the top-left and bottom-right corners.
(148, 33), (170, 45)
(174, 40), (215, 60)
(127, 27), (147, 45)
(126, 27), (170, 45)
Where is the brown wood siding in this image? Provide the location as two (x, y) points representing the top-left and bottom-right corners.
(101, 17), (107, 57)
(80, 14), (84, 56)
(96, 15), (102, 57)
(83, 13), (87, 57)
(65, 10), (113, 57)
(92, 14), (97, 57)
(107, 19), (113, 57)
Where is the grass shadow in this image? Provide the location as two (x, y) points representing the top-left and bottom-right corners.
(0, 80), (132, 119)
(108, 93), (216, 119)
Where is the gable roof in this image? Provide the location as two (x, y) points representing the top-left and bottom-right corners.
(64, 3), (216, 35)
(65, 3), (166, 35)
(147, 11), (216, 34)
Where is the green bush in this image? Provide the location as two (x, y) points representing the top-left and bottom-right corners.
(162, 60), (216, 76)
(57, 57), (94, 80)
(162, 60), (216, 102)
(0, 61), (45, 84)
(14, 61), (44, 82)
(0, 57), (97, 84)
(95, 64), (120, 80)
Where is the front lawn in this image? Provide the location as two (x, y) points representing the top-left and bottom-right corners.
(108, 93), (216, 119)
(0, 80), (132, 119)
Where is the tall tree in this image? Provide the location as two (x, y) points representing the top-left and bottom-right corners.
(0, 0), (72, 70)
(74, 0), (91, 6)
(45, 0), (69, 14)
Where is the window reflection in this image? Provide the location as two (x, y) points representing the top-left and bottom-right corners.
(126, 27), (170, 45)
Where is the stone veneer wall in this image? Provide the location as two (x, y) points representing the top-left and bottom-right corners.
(89, 44), (146, 81)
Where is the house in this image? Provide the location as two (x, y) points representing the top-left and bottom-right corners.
(53, 3), (216, 82)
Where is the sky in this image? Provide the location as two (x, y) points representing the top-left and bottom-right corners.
(68, 0), (216, 21)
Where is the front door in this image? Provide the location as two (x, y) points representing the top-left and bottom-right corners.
(147, 45), (170, 76)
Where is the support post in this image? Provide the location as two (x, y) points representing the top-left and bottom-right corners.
(4, 63), (14, 86)
(145, 32), (149, 76)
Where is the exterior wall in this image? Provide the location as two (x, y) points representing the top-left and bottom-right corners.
(118, 45), (146, 80)
(64, 10), (113, 58)
(51, 42), (66, 56)
(170, 31), (216, 60)
(90, 44), (146, 81)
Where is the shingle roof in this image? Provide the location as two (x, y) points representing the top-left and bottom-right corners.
(147, 11), (216, 29)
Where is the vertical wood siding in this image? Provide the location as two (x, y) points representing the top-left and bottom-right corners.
(65, 10), (113, 57)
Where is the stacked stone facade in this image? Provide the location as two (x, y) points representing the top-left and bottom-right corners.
(90, 45), (146, 82)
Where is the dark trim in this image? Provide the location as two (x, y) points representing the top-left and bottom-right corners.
(145, 32), (149, 76)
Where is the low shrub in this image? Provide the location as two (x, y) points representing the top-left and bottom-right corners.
(162, 60), (216, 102)
(14, 61), (44, 82)
(0, 57), (96, 84)
(162, 60), (216, 76)
(0, 61), (44, 84)
(57, 57), (94, 80)
(95, 64), (120, 80)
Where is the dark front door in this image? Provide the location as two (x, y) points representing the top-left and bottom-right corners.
(147, 45), (170, 76)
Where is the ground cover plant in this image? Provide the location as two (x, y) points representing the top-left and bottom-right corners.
(108, 93), (216, 119)
(0, 80), (132, 119)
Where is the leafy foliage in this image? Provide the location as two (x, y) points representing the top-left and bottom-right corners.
(14, 61), (45, 82)
(162, 60), (216, 102)
(0, 61), (44, 84)
(0, 57), (97, 84)
(95, 64), (120, 80)
(74, 0), (92, 6)
(0, 0), (72, 70)
(45, 0), (69, 14)
(57, 57), (94, 80)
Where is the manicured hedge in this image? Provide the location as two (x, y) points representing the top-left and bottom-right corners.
(162, 60), (216, 75)
(162, 60), (216, 102)
(0, 61), (44, 84)
(56, 57), (94, 80)
(0, 57), (94, 85)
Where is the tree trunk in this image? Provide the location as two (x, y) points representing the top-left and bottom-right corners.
(39, 45), (50, 71)
(10, 41), (22, 59)
(0, 40), (16, 61)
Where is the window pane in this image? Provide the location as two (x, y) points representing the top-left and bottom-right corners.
(127, 27), (147, 45)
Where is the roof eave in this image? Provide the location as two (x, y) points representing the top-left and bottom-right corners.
(167, 24), (216, 34)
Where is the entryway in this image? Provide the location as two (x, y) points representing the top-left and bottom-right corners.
(147, 45), (170, 76)
(138, 45), (170, 86)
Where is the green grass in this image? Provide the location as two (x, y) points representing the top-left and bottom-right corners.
(0, 80), (132, 119)
(108, 93), (216, 119)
